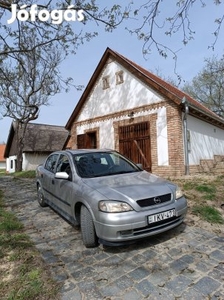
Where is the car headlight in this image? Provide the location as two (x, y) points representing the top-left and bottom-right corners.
(99, 201), (133, 213)
(175, 186), (183, 199)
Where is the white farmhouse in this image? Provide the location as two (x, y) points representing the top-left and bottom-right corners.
(5, 122), (68, 173)
(65, 48), (224, 177)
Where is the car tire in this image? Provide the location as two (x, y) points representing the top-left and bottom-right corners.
(37, 184), (47, 207)
(80, 205), (98, 248)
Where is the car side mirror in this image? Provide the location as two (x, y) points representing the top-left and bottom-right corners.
(55, 172), (69, 180)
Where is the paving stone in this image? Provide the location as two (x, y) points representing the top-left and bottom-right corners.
(77, 281), (103, 299)
(165, 274), (192, 297)
(181, 287), (205, 300)
(210, 249), (224, 261)
(114, 275), (134, 289)
(146, 287), (176, 300)
(214, 236), (224, 243)
(103, 254), (125, 266)
(1, 176), (224, 299)
(180, 267), (199, 280)
(71, 266), (95, 280)
(214, 262), (224, 273)
(207, 264), (224, 281)
(122, 289), (143, 300)
(61, 280), (77, 293)
(135, 279), (156, 297)
(98, 282), (122, 298)
(128, 266), (150, 281)
(61, 289), (82, 300)
(169, 257), (189, 273)
(142, 248), (158, 260)
(179, 254), (195, 264)
(193, 276), (221, 296)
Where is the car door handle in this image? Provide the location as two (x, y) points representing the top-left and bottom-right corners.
(52, 179), (55, 185)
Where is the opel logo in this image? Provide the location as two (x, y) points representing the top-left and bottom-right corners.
(154, 196), (161, 204)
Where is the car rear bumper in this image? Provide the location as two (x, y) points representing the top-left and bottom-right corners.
(94, 197), (187, 244)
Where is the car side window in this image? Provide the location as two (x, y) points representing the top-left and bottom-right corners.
(56, 155), (72, 178)
(45, 154), (58, 173)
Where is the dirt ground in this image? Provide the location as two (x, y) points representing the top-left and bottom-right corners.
(185, 205), (224, 235)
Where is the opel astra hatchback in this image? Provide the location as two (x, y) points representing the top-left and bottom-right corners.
(36, 149), (187, 248)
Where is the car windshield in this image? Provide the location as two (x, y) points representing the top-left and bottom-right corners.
(73, 151), (141, 178)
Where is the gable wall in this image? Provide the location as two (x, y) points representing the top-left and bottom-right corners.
(76, 59), (164, 122)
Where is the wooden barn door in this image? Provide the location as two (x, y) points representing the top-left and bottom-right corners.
(119, 122), (151, 171)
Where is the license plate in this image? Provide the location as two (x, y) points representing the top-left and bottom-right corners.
(148, 209), (175, 224)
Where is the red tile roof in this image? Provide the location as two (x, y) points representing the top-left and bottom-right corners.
(117, 50), (223, 121)
(0, 144), (6, 162)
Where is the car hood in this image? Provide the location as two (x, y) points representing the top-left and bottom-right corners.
(82, 171), (175, 201)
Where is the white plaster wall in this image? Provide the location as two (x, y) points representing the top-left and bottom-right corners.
(77, 60), (164, 122)
(76, 106), (169, 166)
(6, 155), (16, 173)
(6, 153), (48, 172)
(75, 59), (169, 166)
(0, 162), (6, 169)
(157, 107), (169, 166)
(187, 115), (224, 164)
(22, 153), (48, 171)
(76, 119), (115, 149)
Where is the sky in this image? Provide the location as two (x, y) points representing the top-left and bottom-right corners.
(1, 1), (224, 143)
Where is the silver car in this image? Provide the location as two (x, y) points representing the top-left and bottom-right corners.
(36, 149), (187, 248)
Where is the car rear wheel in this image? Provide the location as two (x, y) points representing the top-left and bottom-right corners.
(37, 184), (47, 207)
(80, 205), (98, 248)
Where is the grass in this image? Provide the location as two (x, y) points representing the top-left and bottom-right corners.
(192, 205), (224, 224)
(11, 170), (36, 178)
(0, 190), (60, 300)
(0, 169), (6, 176)
(174, 175), (224, 225)
(183, 182), (216, 198)
(0, 170), (36, 178)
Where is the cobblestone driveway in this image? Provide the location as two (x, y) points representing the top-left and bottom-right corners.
(0, 176), (224, 300)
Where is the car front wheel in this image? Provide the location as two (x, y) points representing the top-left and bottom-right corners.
(80, 205), (98, 248)
(37, 184), (47, 207)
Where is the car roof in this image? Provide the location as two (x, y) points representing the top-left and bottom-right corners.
(63, 149), (114, 155)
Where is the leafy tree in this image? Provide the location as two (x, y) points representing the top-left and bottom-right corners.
(183, 55), (224, 118)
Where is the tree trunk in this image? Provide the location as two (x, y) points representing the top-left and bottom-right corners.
(15, 121), (27, 172)
(16, 142), (23, 172)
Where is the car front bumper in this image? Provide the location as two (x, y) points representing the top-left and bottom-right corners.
(94, 197), (187, 244)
